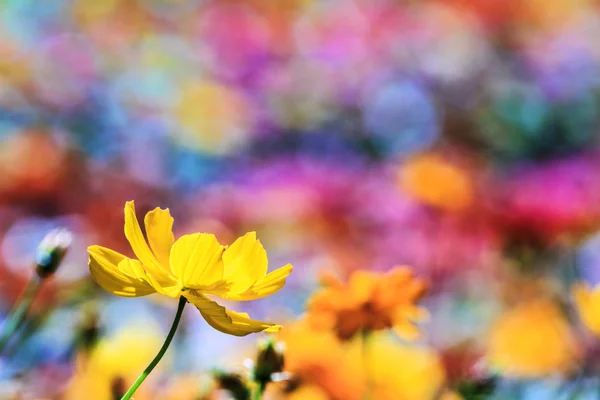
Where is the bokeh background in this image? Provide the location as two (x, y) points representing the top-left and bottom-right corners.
(2, 0), (600, 398)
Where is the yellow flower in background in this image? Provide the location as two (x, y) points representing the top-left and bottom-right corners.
(65, 326), (164, 400)
(367, 336), (446, 400)
(487, 299), (580, 378)
(399, 154), (474, 211)
(573, 282), (600, 336)
(88, 201), (292, 336)
(307, 267), (429, 340)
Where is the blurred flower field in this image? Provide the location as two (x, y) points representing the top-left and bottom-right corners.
(2, 0), (600, 398)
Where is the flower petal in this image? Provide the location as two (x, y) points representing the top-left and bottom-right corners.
(186, 293), (281, 336)
(144, 207), (175, 268)
(169, 233), (224, 288)
(349, 271), (378, 305)
(222, 232), (268, 293)
(393, 320), (421, 341)
(117, 258), (182, 298)
(124, 201), (177, 284)
(88, 246), (155, 297)
(222, 264), (293, 301)
(404, 306), (431, 323)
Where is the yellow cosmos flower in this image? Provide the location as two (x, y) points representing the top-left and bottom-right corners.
(88, 201), (292, 337)
(573, 282), (600, 336)
(307, 267), (429, 340)
(487, 299), (580, 378)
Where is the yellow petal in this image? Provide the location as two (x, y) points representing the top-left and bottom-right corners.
(349, 270), (378, 304)
(124, 201), (176, 284)
(222, 264), (293, 301)
(169, 233), (225, 288)
(186, 293), (281, 336)
(144, 207), (175, 268)
(393, 320), (421, 341)
(573, 283), (600, 336)
(573, 283), (592, 307)
(88, 246), (155, 297)
(403, 306), (431, 323)
(117, 258), (182, 298)
(222, 232), (268, 293)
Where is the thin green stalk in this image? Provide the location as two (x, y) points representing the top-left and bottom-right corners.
(361, 328), (372, 400)
(121, 296), (187, 400)
(0, 274), (42, 354)
(252, 382), (266, 400)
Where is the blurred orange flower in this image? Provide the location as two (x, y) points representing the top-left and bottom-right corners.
(307, 267), (429, 340)
(487, 299), (581, 378)
(399, 154), (474, 212)
(286, 385), (330, 400)
(279, 321), (446, 400)
(572, 282), (600, 336)
(278, 320), (363, 400)
(439, 391), (464, 400)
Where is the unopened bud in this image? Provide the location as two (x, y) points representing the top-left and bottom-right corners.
(110, 376), (126, 400)
(213, 370), (250, 400)
(456, 374), (497, 399)
(76, 305), (101, 353)
(253, 339), (285, 385)
(35, 228), (72, 278)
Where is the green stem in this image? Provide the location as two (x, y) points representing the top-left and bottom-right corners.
(0, 274), (42, 354)
(121, 296), (187, 400)
(361, 328), (372, 400)
(252, 382), (266, 400)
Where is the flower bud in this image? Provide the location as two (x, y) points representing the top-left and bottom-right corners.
(456, 374), (497, 399)
(110, 377), (126, 400)
(213, 371), (250, 400)
(35, 228), (72, 278)
(253, 339), (285, 386)
(76, 305), (101, 353)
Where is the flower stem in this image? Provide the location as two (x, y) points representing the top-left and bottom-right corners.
(121, 296), (187, 400)
(0, 274), (42, 354)
(252, 382), (266, 400)
(361, 328), (373, 400)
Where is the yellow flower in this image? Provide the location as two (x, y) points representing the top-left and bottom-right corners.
(88, 201), (292, 336)
(65, 325), (164, 400)
(307, 267), (429, 340)
(487, 299), (580, 378)
(573, 282), (600, 336)
(367, 336), (446, 400)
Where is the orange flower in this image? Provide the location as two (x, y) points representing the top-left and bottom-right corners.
(399, 154), (474, 212)
(279, 322), (446, 400)
(307, 267), (429, 340)
(278, 320), (364, 400)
